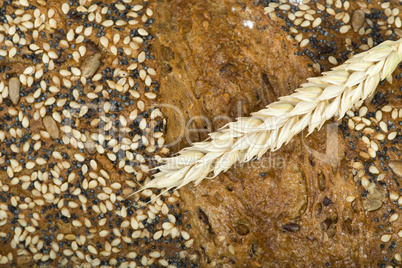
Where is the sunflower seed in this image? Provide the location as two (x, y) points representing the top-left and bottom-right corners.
(8, 77), (21, 105)
(42, 115), (59, 139)
(81, 53), (102, 78)
(352, 10), (365, 32)
(389, 161), (402, 178)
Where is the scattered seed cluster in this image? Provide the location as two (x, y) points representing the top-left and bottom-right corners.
(259, 1), (402, 266)
(346, 100), (401, 197)
(260, 0), (402, 73)
(339, 88), (401, 267)
(0, 0), (196, 267)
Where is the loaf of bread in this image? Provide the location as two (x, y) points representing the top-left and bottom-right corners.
(0, 0), (198, 266)
(156, 0), (402, 267)
(0, 0), (401, 267)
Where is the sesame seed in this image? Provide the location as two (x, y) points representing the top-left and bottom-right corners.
(339, 25), (351, 34)
(388, 132), (397, 140)
(369, 166), (380, 174)
(390, 214), (399, 222)
(381, 234), (392, 243)
(74, 154), (85, 162)
(100, 36), (109, 48)
(328, 56), (337, 65)
(62, 3), (70, 14)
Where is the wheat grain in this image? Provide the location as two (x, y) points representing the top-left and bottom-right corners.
(142, 39), (402, 192)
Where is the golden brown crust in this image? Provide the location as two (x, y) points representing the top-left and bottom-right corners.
(0, 0), (401, 267)
(156, 0), (402, 267)
(156, 0), (315, 152)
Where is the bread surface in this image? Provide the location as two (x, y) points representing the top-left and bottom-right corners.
(0, 0), (401, 267)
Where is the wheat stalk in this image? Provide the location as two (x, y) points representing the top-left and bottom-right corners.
(141, 39), (402, 192)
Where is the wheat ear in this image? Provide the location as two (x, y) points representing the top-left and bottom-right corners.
(143, 39), (402, 192)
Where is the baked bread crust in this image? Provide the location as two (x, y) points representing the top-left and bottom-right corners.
(0, 0), (401, 267)
(156, 0), (402, 267)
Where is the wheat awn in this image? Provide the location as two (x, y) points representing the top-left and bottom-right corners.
(142, 38), (402, 192)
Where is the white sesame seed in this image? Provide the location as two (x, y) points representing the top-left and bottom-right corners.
(396, 17), (402, 28)
(370, 140), (379, 151)
(106, 153), (116, 162)
(49, 18), (57, 28)
(74, 154), (85, 162)
(145, 75), (152, 87)
(88, 245), (98, 255)
(277, 4), (289, 10)
(138, 28), (149, 36)
(300, 20), (311, 28)
(100, 36), (109, 48)
(369, 166), (379, 174)
(26, 161), (36, 170)
(72, 220), (82, 227)
(75, 35), (84, 43)
(361, 176), (369, 188)
(52, 112), (61, 123)
(59, 69), (71, 77)
(379, 121), (388, 133)
(390, 191), (399, 201)
(339, 25), (351, 34)
(137, 101), (145, 112)
(342, 13), (350, 24)
(395, 253), (402, 262)
(305, 16), (318, 27)
(377, 173), (385, 182)
(381, 234), (391, 243)
(381, 105), (392, 112)
(388, 132), (397, 140)
(159, 259), (169, 266)
(149, 251), (160, 258)
(62, 3), (70, 14)
(368, 148), (376, 158)
(359, 106), (368, 117)
(71, 67), (81, 76)
(102, 20), (114, 27)
(361, 117), (371, 126)
(22, 116), (30, 128)
(390, 213), (399, 222)
(374, 133), (385, 140)
(326, 7), (335, 15)
(9, 47), (17, 58)
(82, 27), (92, 37)
(328, 56), (337, 65)
(133, 5), (143, 11)
(181, 231), (190, 240)
(347, 119), (355, 130)
(136, 52), (146, 63)
(36, 158), (46, 165)
(21, 20), (33, 29)
(391, 109), (398, 120)
(87, 12), (95, 22)
(162, 222), (174, 231)
(99, 230), (109, 237)
(171, 227), (179, 238)
(304, 13), (314, 21)
(153, 230), (163, 240)
(355, 123), (365, 131)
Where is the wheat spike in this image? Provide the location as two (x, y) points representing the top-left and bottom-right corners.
(143, 38), (402, 192)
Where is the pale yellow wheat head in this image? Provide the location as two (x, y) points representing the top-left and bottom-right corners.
(142, 38), (402, 192)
